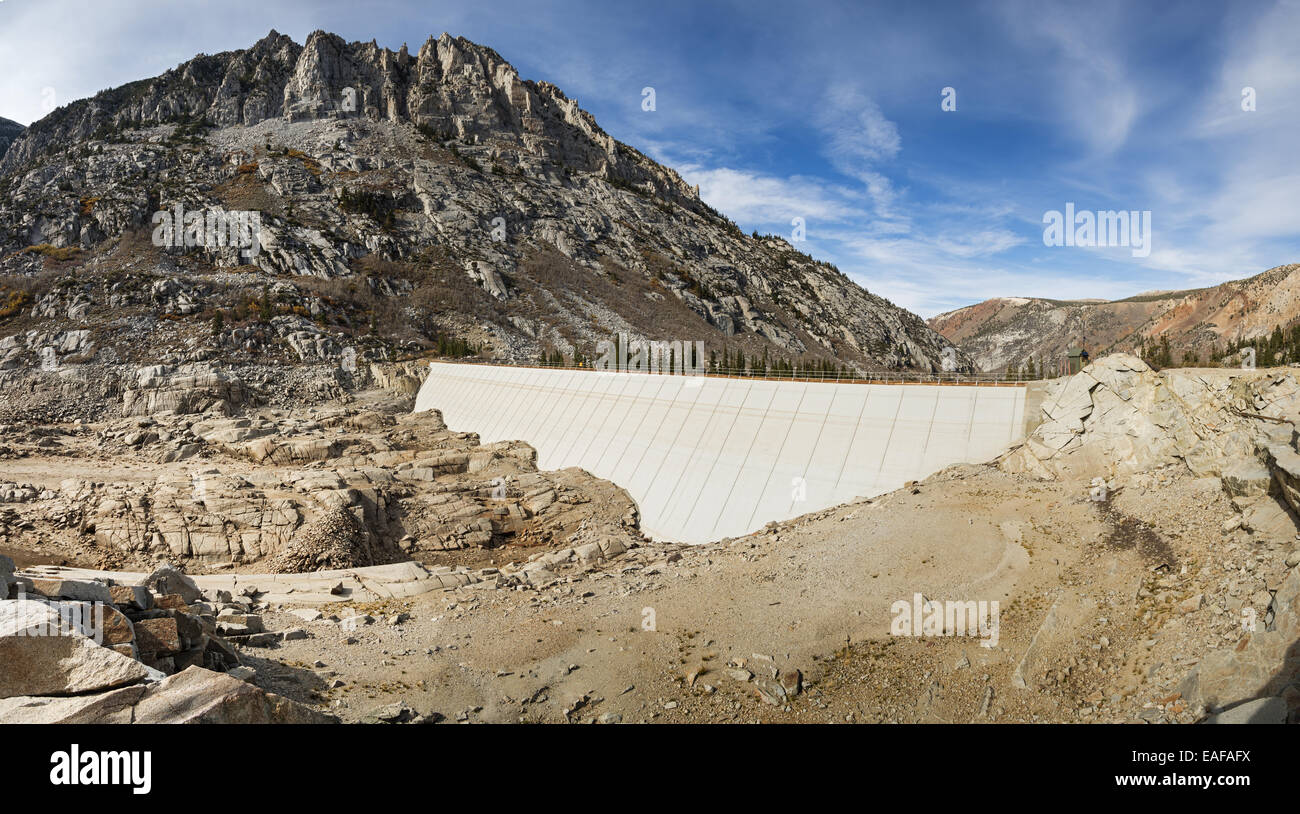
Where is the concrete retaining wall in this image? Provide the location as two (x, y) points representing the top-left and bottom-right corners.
(415, 363), (1027, 544)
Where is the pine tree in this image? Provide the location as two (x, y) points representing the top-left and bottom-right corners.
(258, 285), (272, 322)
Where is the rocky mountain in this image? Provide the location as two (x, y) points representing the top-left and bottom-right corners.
(0, 29), (969, 389)
(0, 117), (23, 158)
(929, 263), (1300, 373)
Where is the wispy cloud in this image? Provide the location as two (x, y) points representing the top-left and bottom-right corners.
(818, 85), (901, 174)
(995, 0), (1142, 156)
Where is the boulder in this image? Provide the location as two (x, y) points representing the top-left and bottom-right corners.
(97, 603), (135, 646)
(1240, 497), (1300, 542)
(360, 701), (420, 724)
(0, 684), (147, 724)
(203, 634), (242, 671)
(129, 666), (336, 723)
(134, 617), (182, 656)
(1, 598), (96, 638)
(0, 627), (153, 699)
(154, 593), (189, 610)
(0, 667), (335, 723)
(140, 565), (203, 603)
(19, 577), (112, 604)
(1221, 459), (1275, 498)
(215, 613), (263, 634)
(108, 584), (153, 611)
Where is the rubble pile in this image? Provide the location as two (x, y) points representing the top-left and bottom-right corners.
(1179, 566), (1300, 718)
(264, 506), (377, 572)
(0, 556), (334, 723)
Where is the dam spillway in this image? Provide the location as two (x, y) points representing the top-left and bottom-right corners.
(414, 362), (1028, 544)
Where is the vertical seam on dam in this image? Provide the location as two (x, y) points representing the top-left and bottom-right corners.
(833, 383), (873, 495)
(872, 387), (907, 488)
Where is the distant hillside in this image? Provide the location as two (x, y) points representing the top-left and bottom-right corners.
(928, 263), (1300, 373)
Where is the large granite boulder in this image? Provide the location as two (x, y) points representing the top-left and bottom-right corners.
(1002, 355), (1300, 489)
(0, 600), (154, 699)
(0, 666), (336, 724)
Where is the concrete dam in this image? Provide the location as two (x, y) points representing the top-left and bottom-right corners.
(414, 362), (1029, 544)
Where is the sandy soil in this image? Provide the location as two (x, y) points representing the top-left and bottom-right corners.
(220, 464), (1248, 724)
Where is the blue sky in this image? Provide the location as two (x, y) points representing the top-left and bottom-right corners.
(2, 0), (1299, 317)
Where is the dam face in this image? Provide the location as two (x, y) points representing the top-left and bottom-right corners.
(414, 363), (1027, 544)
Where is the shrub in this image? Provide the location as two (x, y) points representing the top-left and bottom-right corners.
(0, 289), (31, 320)
(339, 188), (397, 230)
(17, 244), (83, 262)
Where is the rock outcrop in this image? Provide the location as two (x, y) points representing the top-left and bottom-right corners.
(1002, 354), (1300, 719)
(2, 390), (643, 570)
(1001, 354), (1300, 486)
(122, 365), (249, 416)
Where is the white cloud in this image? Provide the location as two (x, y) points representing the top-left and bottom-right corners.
(819, 84), (901, 167)
(933, 229), (1027, 258)
(664, 157), (1035, 317)
(814, 84), (902, 214)
(1121, 0), (1300, 288)
(1195, 1), (1300, 138)
(679, 165), (865, 225)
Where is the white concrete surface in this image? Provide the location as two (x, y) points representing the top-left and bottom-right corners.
(415, 363), (1027, 544)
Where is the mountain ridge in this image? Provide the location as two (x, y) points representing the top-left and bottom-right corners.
(0, 28), (970, 378)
